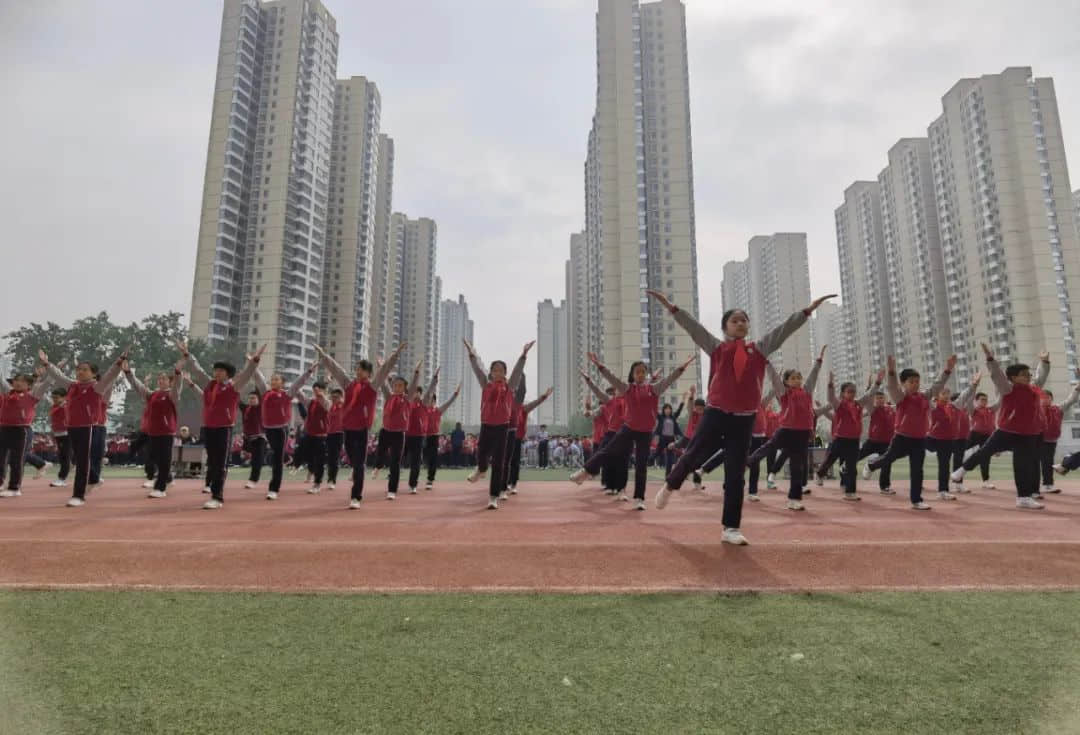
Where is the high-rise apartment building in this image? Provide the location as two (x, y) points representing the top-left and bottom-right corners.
(809, 301), (847, 403)
(721, 234), (812, 373)
(320, 76), (380, 368)
(929, 68), (1079, 396)
(878, 138), (951, 377)
(566, 233), (590, 416)
(835, 181), (894, 384)
(584, 0), (700, 401)
(438, 295), (479, 427)
(537, 299), (571, 427)
(393, 215), (438, 380)
(370, 134), (395, 358)
(189, 0), (339, 380)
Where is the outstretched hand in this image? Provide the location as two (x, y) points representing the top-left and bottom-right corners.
(678, 354), (697, 372)
(175, 339), (189, 356)
(645, 289), (674, 312)
(521, 340), (536, 356)
(1039, 350), (1050, 362)
(970, 370), (982, 387)
(886, 355), (897, 373)
(876, 368), (886, 383)
(806, 294), (838, 313)
(945, 354), (958, 372)
(818, 344), (828, 361)
(587, 352), (602, 367)
(38, 348), (49, 365)
(980, 342), (993, 360)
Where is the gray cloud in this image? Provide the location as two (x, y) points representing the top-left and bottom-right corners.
(2, 0), (1078, 390)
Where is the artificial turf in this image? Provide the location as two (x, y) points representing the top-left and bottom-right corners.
(2, 590), (1079, 734)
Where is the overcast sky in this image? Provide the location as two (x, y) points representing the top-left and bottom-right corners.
(3, 0), (1079, 386)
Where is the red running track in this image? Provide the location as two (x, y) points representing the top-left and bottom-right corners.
(2, 475), (1080, 593)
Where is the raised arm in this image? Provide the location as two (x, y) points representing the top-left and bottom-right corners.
(232, 346), (265, 392)
(804, 348), (825, 394)
(507, 342), (533, 394)
(38, 350), (74, 389)
(589, 354), (628, 394)
(1060, 379), (1080, 414)
(315, 345), (351, 388)
(951, 376), (977, 410)
(95, 350), (128, 396)
(29, 370), (53, 400)
(169, 363), (184, 404)
(857, 371), (885, 409)
(827, 379), (840, 409)
(438, 384), (461, 415)
(758, 294), (836, 356)
(581, 372), (609, 404)
(287, 362), (317, 398)
(1034, 352), (1050, 388)
(184, 374), (204, 398)
(373, 343), (405, 388)
(406, 361), (423, 396)
(653, 355), (695, 396)
(885, 356), (904, 404)
(122, 362), (151, 401)
(648, 290), (721, 354)
(921, 354), (956, 400)
(183, 353), (212, 389)
(523, 387), (554, 415)
(463, 340), (488, 388)
(252, 366), (269, 393)
(424, 368), (441, 404)
(765, 361), (787, 397)
(981, 344), (1012, 397)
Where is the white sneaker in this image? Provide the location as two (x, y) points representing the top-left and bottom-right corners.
(802, 487), (812, 496)
(467, 470), (485, 483)
(244, 481), (256, 489)
(1031, 492), (1043, 500)
(387, 491), (396, 500)
(425, 482), (433, 491)
(786, 499), (804, 511)
(509, 487), (518, 495)
(307, 485), (321, 494)
(487, 499), (498, 510)
(66, 496), (85, 507)
(148, 490), (167, 499)
(1052, 464), (1066, 476)
(982, 483), (996, 490)
(767, 472), (776, 485)
(655, 484), (673, 509)
(747, 493), (760, 502)
(911, 501), (931, 510)
(569, 469), (589, 485)
(721, 528), (748, 545)
(949, 467), (966, 484)
(843, 493), (861, 502)
(266, 491), (278, 500)
(880, 487), (895, 495)
(34, 462), (52, 479)
(605, 488), (619, 496)
(49, 480), (67, 488)
(952, 483), (971, 494)
(634, 499), (646, 511)
(937, 491), (957, 501)
(141, 480), (155, 489)
(202, 487), (212, 494)
(327, 483), (336, 490)
(1045, 485), (1061, 494)
(0, 490), (21, 498)
(202, 498), (222, 510)
(862, 456), (879, 480)
(409, 486), (418, 495)
(348, 498), (362, 509)
(620, 494), (631, 502)
(815, 475), (824, 487)
(1017, 497), (1045, 510)
(499, 491), (509, 500)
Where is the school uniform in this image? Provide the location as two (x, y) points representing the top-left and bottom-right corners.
(858, 404), (895, 490)
(966, 405), (997, 482)
(653, 402), (684, 475)
(0, 384), (50, 491)
(403, 397), (428, 491)
(821, 383), (880, 496)
(423, 405), (443, 486)
(124, 371), (183, 493)
(466, 351), (527, 502)
(321, 354), (393, 502)
(253, 369), (310, 496)
(241, 403), (266, 483)
(45, 359), (124, 502)
(1040, 386), (1079, 489)
(375, 393), (411, 494)
(665, 307), (808, 529)
(89, 395), (108, 485)
(50, 401), (71, 482)
(749, 361), (822, 501)
(867, 367), (954, 505)
(304, 395), (331, 486)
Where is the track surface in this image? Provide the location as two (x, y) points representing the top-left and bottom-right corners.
(2, 474), (1080, 593)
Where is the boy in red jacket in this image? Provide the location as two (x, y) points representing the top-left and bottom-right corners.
(951, 345), (1049, 509)
(0, 373), (55, 497)
(1038, 371), (1079, 494)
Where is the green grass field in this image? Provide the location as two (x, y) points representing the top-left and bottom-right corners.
(2, 590), (1079, 734)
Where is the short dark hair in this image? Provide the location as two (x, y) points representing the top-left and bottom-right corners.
(899, 368), (920, 382)
(490, 360), (507, 374)
(357, 359), (373, 374)
(249, 390), (260, 396)
(313, 381), (326, 390)
(782, 369), (801, 382)
(51, 388), (67, 398)
(1005, 363), (1029, 379)
(392, 376), (408, 388)
(840, 382), (855, 393)
(11, 373), (34, 385)
(873, 390), (885, 397)
(721, 309), (749, 332)
(627, 361), (647, 383)
(975, 392), (987, 400)
(78, 361), (99, 376)
(213, 361), (236, 378)
(331, 388), (344, 396)
(694, 398), (706, 407)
